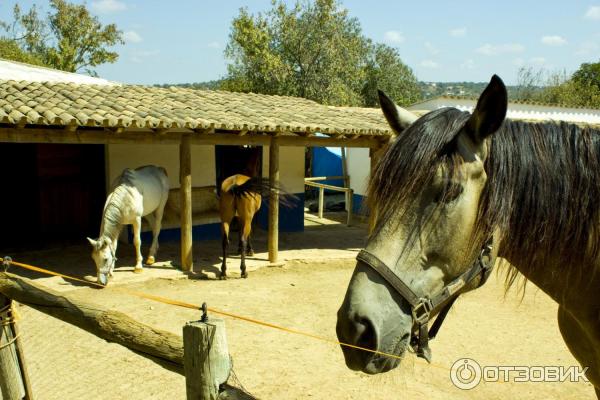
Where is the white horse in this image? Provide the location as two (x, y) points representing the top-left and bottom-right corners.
(87, 165), (169, 286)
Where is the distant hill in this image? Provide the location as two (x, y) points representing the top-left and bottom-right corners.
(419, 81), (526, 100)
(154, 80), (528, 102)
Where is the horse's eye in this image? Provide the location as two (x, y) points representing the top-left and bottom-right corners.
(434, 182), (463, 203)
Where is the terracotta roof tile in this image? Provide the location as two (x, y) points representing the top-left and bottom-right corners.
(0, 80), (394, 137)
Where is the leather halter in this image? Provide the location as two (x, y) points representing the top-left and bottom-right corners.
(356, 239), (494, 363)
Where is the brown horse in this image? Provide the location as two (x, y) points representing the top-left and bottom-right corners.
(219, 174), (297, 279)
(337, 75), (600, 397)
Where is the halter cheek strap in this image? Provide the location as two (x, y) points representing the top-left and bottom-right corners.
(356, 239), (494, 363)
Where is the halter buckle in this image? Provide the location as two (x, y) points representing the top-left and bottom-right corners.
(412, 298), (433, 325)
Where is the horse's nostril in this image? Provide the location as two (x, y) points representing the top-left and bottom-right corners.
(336, 312), (379, 371)
(355, 317), (377, 352)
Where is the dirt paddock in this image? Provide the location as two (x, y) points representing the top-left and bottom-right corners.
(7, 214), (596, 399)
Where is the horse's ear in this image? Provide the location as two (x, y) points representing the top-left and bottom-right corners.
(465, 75), (507, 144)
(87, 237), (98, 249)
(378, 90), (418, 134)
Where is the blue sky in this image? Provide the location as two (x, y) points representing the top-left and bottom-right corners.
(1, 0), (600, 85)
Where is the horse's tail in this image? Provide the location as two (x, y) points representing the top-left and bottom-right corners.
(228, 177), (298, 208)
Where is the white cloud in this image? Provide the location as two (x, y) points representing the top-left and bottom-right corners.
(123, 30), (142, 43)
(207, 41), (221, 49)
(130, 49), (159, 63)
(541, 35), (567, 46)
(450, 27), (467, 38)
(383, 30), (405, 45)
(460, 59), (476, 70)
(424, 41), (439, 55)
(584, 6), (600, 20)
(420, 60), (439, 69)
(476, 43), (525, 56)
(91, 0), (126, 13)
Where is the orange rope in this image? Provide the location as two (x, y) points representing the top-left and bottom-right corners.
(0, 257), (437, 366)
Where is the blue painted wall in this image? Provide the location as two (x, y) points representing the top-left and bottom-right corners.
(256, 192), (305, 232)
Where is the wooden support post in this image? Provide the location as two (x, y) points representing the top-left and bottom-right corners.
(0, 295), (25, 400)
(340, 147), (349, 211)
(183, 318), (231, 400)
(180, 134), (193, 272)
(268, 137), (280, 264)
(318, 187), (324, 219)
(347, 189), (353, 227)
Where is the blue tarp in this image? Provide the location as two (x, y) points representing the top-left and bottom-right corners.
(311, 147), (344, 188)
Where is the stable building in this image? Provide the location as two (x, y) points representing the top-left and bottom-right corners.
(0, 59), (392, 271)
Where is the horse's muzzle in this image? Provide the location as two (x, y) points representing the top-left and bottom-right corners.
(97, 273), (108, 286)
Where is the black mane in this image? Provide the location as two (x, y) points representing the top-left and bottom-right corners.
(369, 108), (600, 287)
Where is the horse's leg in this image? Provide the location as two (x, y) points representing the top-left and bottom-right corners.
(132, 216), (144, 273)
(557, 306), (600, 395)
(146, 206), (164, 265)
(239, 217), (252, 279)
(144, 213), (156, 265)
(220, 221), (230, 280)
(109, 231), (121, 277)
(237, 217), (244, 255)
(246, 234), (254, 256)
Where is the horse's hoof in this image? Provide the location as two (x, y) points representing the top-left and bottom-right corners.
(133, 267), (144, 274)
(219, 273), (227, 280)
(146, 256), (155, 265)
(241, 271), (248, 279)
(246, 250), (254, 257)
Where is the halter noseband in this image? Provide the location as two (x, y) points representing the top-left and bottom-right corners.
(356, 239), (494, 363)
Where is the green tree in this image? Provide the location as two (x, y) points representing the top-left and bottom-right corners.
(224, 0), (417, 107)
(0, 38), (47, 66)
(361, 43), (421, 106)
(572, 61), (600, 89)
(1, 1), (123, 75)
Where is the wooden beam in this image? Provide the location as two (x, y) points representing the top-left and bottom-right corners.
(0, 127), (387, 148)
(0, 272), (184, 374)
(268, 136), (280, 264)
(106, 127), (124, 134)
(180, 135), (193, 272)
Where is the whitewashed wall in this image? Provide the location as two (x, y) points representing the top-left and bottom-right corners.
(346, 147), (371, 197)
(262, 146), (306, 193)
(106, 144), (304, 193)
(106, 144), (216, 189)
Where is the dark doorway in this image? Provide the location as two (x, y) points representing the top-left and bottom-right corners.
(214, 145), (263, 194)
(0, 143), (106, 251)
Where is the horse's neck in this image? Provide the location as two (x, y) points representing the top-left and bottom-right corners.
(100, 187), (127, 241)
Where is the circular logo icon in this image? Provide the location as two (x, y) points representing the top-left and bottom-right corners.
(450, 358), (482, 390)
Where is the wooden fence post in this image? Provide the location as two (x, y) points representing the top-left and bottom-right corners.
(317, 187), (324, 219)
(0, 294), (26, 400)
(183, 318), (231, 400)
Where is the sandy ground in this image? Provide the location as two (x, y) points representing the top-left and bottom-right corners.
(6, 212), (597, 399)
